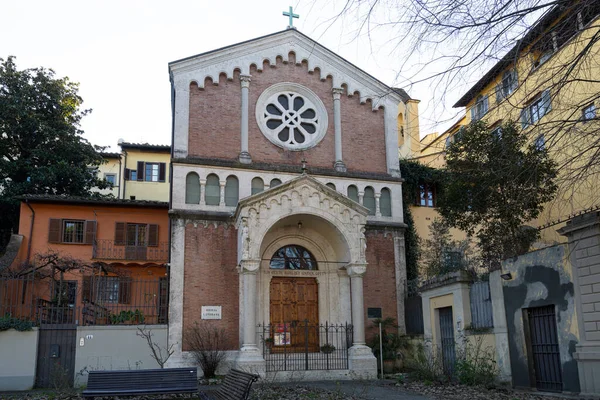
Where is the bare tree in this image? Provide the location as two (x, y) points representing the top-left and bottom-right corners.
(311, 0), (600, 221)
(137, 326), (175, 369)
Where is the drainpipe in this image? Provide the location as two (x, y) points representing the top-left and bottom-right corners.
(122, 149), (128, 200)
(117, 155), (122, 199)
(25, 200), (35, 265)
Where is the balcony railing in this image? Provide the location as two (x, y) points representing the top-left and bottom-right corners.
(92, 239), (169, 262)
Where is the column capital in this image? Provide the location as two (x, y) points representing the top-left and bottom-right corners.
(332, 87), (344, 100)
(347, 263), (367, 277)
(239, 259), (261, 274)
(240, 74), (252, 88)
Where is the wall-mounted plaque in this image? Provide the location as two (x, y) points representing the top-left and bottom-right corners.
(201, 306), (222, 320)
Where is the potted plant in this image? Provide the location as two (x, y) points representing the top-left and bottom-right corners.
(320, 343), (336, 354)
(264, 337), (274, 351)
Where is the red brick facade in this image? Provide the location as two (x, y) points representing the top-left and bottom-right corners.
(187, 53), (388, 174)
(182, 223), (239, 350)
(363, 230), (399, 340)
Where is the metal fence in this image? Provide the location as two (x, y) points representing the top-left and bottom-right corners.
(93, 240), (169, 262)
(0, 275), (168, 326)
(258, 321), (352, 372)
(469, 281), (494, 329)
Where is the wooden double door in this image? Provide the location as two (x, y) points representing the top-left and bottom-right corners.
(269, 277), (319, 351)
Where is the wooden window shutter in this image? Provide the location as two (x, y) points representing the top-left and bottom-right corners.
(137, 161), (144, 181)
(119, 277), (132, 304)
(159, 163), (166, 182)
(124, 168), (130, 181)
(48, 218), (62, 243)
(114, 222), (126, 245)
(84, 221), (97, 245)
(148, 224), (159, 247)
(82, 276), (95, 303)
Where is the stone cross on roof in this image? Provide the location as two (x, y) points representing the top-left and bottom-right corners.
(283, 6), (299, 29)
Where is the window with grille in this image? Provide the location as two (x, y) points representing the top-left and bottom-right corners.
(98, 277), (120, 304)
(63, 220), (85, 243)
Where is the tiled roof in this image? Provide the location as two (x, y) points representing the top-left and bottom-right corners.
(18, 194), (168, 208)
(119, 142), (171, 151)
(453, 3), (568, 107)
(100, 152), (121, 158)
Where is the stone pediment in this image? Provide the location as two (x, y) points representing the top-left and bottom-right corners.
(169, 29), (403, 109)
(234, 174), (368, 222)
(234, 174), (369, 263)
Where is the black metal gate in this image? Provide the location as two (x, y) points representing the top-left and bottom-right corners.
(526, 305), (563, 392)
(35, 323), (77, 388)
(439, 307), (456, 376)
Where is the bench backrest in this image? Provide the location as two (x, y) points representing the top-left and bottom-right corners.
(86, 367), (197, 392)
(215, 369), (259, 400)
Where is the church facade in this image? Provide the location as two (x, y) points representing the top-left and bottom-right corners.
(166, 29), (413, 379)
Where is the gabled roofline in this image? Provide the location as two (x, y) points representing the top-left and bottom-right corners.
(169, 29), (408, 105)
(233, 173), (369, 222)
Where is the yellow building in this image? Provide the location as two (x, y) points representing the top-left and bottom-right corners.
(94, 141), (171, 202)
(411, 2), (600, 246)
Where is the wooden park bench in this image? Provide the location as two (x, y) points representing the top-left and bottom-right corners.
(199, 369), (260, 400)
(82, 367), (198, 399)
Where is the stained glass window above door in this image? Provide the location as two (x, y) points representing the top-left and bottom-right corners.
(270, 245), (318, 270)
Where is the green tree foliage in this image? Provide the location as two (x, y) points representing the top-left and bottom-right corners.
(440, 120), (557, 269)
(0, 57), (108, 233)
(400, 160), (447, 280)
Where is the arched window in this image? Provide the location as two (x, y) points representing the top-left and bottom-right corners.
(270, 245), (317, 270)
(380, 188), (392, 217)
(364, 187), (376, 215)
(270, 178), (282, 188)
(185, 172), (200, 204)
(224, 175), (239, 207)
(251, 177), (264, 195)
(347, 185), (359, 203)
(326, 182), (336, 190)
(205, 174), (220, 206)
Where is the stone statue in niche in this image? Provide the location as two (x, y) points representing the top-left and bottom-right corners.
(359, 226), (367, 261)
(241, 217), (250, 259)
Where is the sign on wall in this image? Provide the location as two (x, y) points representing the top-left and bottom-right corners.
(201, 306), (222, 320)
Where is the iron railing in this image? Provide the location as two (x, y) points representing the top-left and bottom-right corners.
(0, 276), (169, 326)
(258, 321), (353, 372)
(92, 239), (169, 262)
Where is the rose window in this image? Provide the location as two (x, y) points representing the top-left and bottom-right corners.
(256, 83), (328, 151)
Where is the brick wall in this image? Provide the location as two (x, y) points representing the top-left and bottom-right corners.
(182, 223), (239, 350)
(363, 230), (399, 340)
(187, 53), (388, 174)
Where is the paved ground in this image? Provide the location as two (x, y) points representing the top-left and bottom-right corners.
(278, 380), (429, 399)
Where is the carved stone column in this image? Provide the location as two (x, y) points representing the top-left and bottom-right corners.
(239, 75), (252, 164)
(199, 179), (206, 205)
(332, 88), (346, 172)
(375, 193), (381, 217)
(237, 259), (265, 373)
(219, 181), (226, 206)
(358, 191), (364, 206)
(347, 263), (377, 378)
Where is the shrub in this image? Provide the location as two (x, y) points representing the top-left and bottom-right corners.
(0, 314), (34, 331)
(185, 322), (227, 378)
(455, 334), (498, 387)
(407, 341), (446, 383)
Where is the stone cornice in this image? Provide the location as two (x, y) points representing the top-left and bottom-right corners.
(169, 29), (403, 109)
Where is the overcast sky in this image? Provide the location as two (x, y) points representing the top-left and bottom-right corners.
(1, 0), (467, 151)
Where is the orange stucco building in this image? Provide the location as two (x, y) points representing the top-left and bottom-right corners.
(5, 195), (169, 325)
